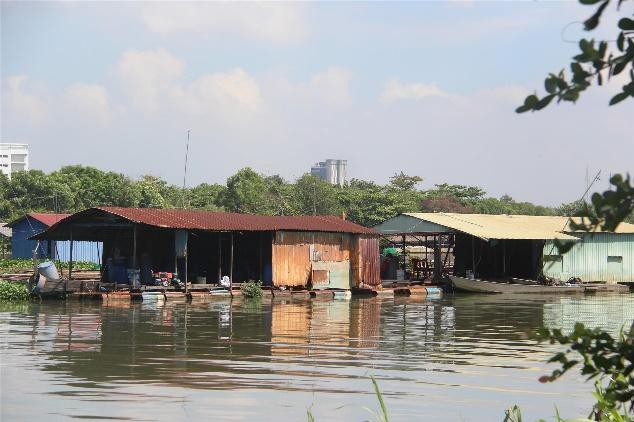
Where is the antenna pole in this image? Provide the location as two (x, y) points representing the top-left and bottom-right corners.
(182, 130), (191, 209)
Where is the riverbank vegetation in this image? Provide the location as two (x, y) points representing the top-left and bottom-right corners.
(0, 259), (99, 273)
(3, 166), (627, 228)
(0, 281), (29, 301)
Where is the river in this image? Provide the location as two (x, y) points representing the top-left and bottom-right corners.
(1, 293), (633, 421)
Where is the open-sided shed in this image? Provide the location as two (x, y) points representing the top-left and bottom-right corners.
(375, 213), (634, 283)
(36, 207), (380, 290)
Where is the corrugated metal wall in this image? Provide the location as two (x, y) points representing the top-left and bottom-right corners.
(272, 231), (352, 287)
(11, 217), (102, 263)
(356, 236), (381, 286)
(544, 233), (634, 283)
(271, 231), (381, 288)
(55, 241), (102, 264)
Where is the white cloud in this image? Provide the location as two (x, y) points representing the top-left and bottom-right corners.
(2, 75), (48, 122)
(269, 67), (354, 108)
(115, 49), (262, 118)
(173, 68), (262, 115)
(117, 48), (184, 113)
(381, 79), (448, 103)
(64, 83), (112, 123)
(140, 3), (307, 44)
(304, 67), (353, 107)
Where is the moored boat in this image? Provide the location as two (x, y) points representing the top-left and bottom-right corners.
(450, 276), (628, 294)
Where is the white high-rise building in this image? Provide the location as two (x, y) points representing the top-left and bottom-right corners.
(0, 143), (30, 179)
(310, 159), (347, 187)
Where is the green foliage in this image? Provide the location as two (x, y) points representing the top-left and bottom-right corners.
(58, 261), (100, 270)
(240, 280), (262, 298)
(0, 259), (36, 273)
(0, 259), (98, 273)
(0, 281), (30, 301)
(503, 405), (523, 422)
(517, 0), (634, 112)
(537, 323), (634, 420)
(221, 168), (274, 214)
(569, 174), (634, 233)
(2, 164), (598, 229)
(389, 172), (423, 191)
(293, 174), (342, 216)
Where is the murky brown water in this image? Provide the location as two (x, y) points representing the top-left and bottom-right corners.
(1, 294), (633, 421)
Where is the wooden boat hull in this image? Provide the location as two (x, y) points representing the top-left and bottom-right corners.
(450, 276), (628, 294)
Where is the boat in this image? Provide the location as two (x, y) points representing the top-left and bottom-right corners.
(449, 276), (629, 294)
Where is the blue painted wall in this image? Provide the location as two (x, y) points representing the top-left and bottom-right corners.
(10, 217), (102, 264)
(10, 218), (49, 259)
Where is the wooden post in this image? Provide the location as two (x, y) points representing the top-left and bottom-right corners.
(217, 233), (222, 282)
(229, 232), (234, 286)
(471, 236), (475, 275)
(401, 235), (406, 281)
(502, 239), (506, 278)
(132, 224), (137, 289)
(184, 231), (189, 294)
(67, 230), (74, 294)
(433, 235), (441, 281)
(259, 233), (263, 282)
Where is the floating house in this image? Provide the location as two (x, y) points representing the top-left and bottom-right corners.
(35, 207), (381, 289)
(375, 213), (634, 283)
(8, 213), (102, 263)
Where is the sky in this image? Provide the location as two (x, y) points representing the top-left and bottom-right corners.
(1, 1), (632, 206)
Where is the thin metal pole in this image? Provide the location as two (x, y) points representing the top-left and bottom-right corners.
(182, 129), (191, 209)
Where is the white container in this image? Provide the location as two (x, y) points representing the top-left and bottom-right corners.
(396, 270), (405, 281)
(38, 261), (60, 281)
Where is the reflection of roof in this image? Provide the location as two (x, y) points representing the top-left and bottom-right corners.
(401, 213), (634, 240)
(8, 213), (70, 228)
(0, 223), (11, 238)
(47, 207), (376, 234)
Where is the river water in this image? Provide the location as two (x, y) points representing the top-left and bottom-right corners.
(1, 293), (633, 421)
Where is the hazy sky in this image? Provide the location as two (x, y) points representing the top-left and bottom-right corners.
(2, 1), (632, 205)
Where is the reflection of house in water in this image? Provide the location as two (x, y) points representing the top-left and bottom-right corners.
(543, 295), (634, 334)
(270, 298), (383, 357)
(53, 313), (102, 352)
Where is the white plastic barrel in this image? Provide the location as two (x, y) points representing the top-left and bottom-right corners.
(38, 261), (60, 281)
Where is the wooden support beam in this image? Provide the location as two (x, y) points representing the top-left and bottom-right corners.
(132, 224), (137, 289)
(184, 231), (189, 294)
(259, 232), (263, 282)
(230, 232), (234, 282)
(502, 239), (506, 278)
(217, 233), (222, 282)
(471, 236), (475, 274)
(67, 230), (73, 294)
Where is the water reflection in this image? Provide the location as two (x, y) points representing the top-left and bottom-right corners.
(2, 294), (633, 421)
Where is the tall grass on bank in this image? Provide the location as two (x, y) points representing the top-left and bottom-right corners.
(306, 376), (389, 422)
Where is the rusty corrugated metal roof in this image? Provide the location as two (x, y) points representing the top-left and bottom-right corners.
(7, 212), (70, 228)
(61, 207), (377, 234)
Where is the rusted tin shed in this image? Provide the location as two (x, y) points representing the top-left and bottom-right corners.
(36, 207), (380, 290)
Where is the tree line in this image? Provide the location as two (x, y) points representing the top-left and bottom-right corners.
(2, 165), (628, 228)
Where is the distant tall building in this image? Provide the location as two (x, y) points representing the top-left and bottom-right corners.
(0, 143), (29, 179)
(311, 159), (347, 186)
